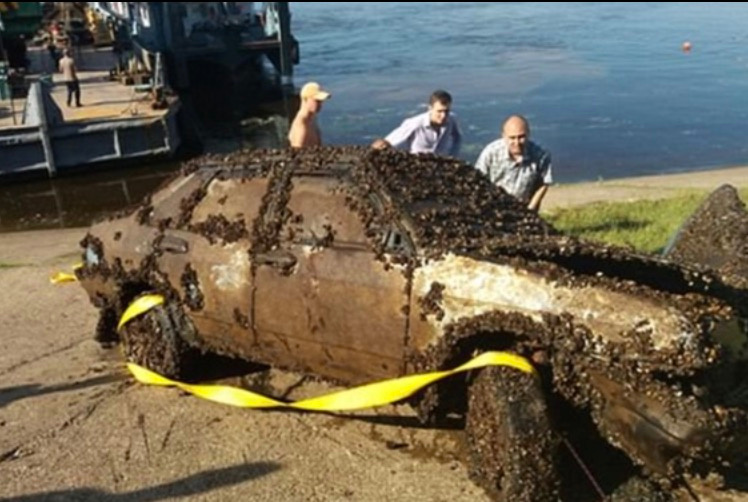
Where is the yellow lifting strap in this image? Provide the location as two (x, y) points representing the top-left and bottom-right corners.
(49, 263), (83, 284)
(120, 294), (536, 412)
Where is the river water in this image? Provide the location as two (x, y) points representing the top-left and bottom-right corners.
(3, 2), (747, 232)
(293, 2), (748, 181)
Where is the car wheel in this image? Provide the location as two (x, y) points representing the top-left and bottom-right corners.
(466, 366), (559, 501)
(607, 476), (671, 501)
(94, 307), (119, 346)
(120, 301), (196, 380)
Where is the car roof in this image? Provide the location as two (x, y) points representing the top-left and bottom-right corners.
(179, 146), (556, 256)
(172, 147), (742, 312)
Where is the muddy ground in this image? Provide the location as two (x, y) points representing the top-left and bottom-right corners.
(3, 167), (748, 501)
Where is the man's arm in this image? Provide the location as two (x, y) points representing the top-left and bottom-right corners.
(528, 149), (553, 211)
(474, 143), (493, 176)
(383, 117), (416, 151)
(449, 119), (462, 157)
(527, 184), (548, 212)
(288, 117), (308, 148)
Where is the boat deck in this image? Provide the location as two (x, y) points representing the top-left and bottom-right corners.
(0, 46), (167, 129)
(0, 45), (180, 179)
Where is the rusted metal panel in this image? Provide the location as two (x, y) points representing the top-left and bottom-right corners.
(155, 230), (253, 352)
(253, 176), (408, 382)
(152, 177), (271, 356)
(90, 216), (160, 272)
(308, 249), (408, 358)
(280, 176), (367, 244)
(149, 173), (206, 224)
(191, 178), (269, 229)
(253, 327), (403, 384)
(77, 274), (117, 308)
(189, 315), (256, 359)
(254, 247), (409, 381)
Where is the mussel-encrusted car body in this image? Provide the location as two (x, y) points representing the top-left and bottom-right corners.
(78, 147), (748, 500)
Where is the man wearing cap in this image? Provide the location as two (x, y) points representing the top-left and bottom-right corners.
(288, 82), (331, 148)
(372, 90), (462, 157)
(475, 114), (552, 211)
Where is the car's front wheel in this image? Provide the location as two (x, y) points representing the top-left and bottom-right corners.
(466, 366), (559, 501)
(608, 476), (671, 501)
(120, 300), (197, 380)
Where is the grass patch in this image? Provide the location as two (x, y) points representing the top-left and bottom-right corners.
(543, 188), (748, 254)
(0, 262), (28, 269)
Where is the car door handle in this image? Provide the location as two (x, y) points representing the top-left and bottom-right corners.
(155, 235), (189, 254)
(255, 249), (297, 270)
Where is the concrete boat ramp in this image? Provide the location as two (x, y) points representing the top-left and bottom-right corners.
(0, 47), (180, 179)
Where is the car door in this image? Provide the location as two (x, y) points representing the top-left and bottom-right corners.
(252, 175), (412, 384)
(155, 172), (269, 357)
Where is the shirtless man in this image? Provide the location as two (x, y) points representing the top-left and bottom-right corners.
(288, 82), (331, 148)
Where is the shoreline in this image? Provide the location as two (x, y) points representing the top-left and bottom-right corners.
(2, 162), (748, 240)
(543, 163), (748, 210)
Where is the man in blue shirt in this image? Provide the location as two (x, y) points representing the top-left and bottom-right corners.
(372, 90), (462, 157)
(475, 115), (552, 211)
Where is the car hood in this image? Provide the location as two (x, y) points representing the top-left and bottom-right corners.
(412, 253), (707, 359)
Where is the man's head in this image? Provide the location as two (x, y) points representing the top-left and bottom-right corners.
(428, 89), (452, 127)
(300, 81), (331, 113)
(63, 49), (72, 58)
(502, 115), (530, 159)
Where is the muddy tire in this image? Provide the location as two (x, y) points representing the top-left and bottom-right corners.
(607, 476), (671, 501)
(466, 366), (559, 501)
(120, 302), (197, 380)
(94, 308), (119, 345)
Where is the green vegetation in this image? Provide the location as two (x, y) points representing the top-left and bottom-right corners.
(0, 262), (25, 269)
(543, 188), (748, 254)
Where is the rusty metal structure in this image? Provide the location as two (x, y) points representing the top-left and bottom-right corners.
(77, 146), (748, 500)
(87, 2), (298, 119)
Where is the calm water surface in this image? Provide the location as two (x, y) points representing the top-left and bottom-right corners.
(292, 2), (748, 181)
(3, 2), (748, 231)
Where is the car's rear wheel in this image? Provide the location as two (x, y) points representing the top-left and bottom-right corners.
(466, 366), (559, 501)
(120, 301), (197, 380)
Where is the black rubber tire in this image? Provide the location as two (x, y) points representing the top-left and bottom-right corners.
(466, 366), (559, 501)
(120, 301), (196, 380)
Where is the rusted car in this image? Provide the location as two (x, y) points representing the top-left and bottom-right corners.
(77, 146), (748, 500)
